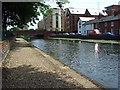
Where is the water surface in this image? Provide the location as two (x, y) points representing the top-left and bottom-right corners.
(31, 39), (119, 88)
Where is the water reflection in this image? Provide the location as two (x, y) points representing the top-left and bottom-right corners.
(94, 43), (99, 59)
(95, 43), (99, 52)
(31, 39), (119, 88)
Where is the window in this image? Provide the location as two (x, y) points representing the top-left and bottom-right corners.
(79, 20), (82, 29)
(67, 16), (69, 19)
(72, 16), (74, 20)
(56, 13), (59, 29)
(111, 21), (114, 27)
(119, 28), (120, 35)
(50, 15), (52, 24)
(111, 28), (114, 33)
(67, 26), (69, 28)
(105, 28), (107, 32)
(95, 23), (98, 28)
(105, 22), (107, 27)
(79, 21), (81, 26)
(50, 28), (52, 31)
(79, 25), (81, 28)
(56, 28), (58, 31)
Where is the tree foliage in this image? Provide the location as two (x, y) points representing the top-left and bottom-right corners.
(56, 0), (70, 8)
(44, 0), (69, 16)
(2, 2), (49, 30)
(2, 0), (69, 30)
(44, 8), (53, 16)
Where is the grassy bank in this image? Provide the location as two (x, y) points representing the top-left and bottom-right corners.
(49, 37), (120, 44)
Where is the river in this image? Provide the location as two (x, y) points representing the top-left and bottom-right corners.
(31, 39), (119, 89)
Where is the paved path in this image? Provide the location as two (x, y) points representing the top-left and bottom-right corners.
(2, 38), (105, 89)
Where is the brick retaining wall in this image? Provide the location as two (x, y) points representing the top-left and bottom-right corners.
(0, 37), (15, 61)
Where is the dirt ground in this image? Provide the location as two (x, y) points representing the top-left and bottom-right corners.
(2, 38), (105, 89)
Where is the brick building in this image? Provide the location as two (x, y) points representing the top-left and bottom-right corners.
(65, 8), (107, 33)
(84, 5), (120, 35)
(105, 5), (120, 16)
(96, 14), (120, 35)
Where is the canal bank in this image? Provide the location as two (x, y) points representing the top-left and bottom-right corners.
(49, 37), (120, 44)
(2, 38), (106, 89)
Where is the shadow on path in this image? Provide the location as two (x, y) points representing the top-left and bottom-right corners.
(2, 65), (83, 89)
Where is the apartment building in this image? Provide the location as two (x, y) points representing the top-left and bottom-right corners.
(82, 6), (120, 36)
(105, 5), (120, 16)
(41, 8), (65, 32)
(77, 17), (95, 35)
(65, 7), (107, 33)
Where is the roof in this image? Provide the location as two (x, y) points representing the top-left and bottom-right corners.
(85, 13), (120, 24)
(69, 8), (86, 14)
(99, 10), (108, 16)
(87, 8), (107, 16)
(85, 19), (99, 24)
(100, 14), (120, 21)
(79, 17), (95, 21)
(105, 5), (120, 9)
(67, 8), (107, 16)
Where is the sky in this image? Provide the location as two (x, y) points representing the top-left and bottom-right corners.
(28, 0), (120, 29)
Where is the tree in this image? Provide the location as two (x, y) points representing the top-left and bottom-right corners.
(44, 0), (69, 16)
(56, 0), (70, 9)
(44, 8), (53, 16)
(10, 27), (22, 31)
(2, 0), (69, 38)
(2, 2), (49, 30)
(2, 1), (49, 39)
(2, 0), (69, 31)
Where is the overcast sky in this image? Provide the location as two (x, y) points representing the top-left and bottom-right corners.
(48, 0), (119, 9)
(28, 0), (120, 29)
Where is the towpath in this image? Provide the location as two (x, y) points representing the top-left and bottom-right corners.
(2, 38), (105, 89)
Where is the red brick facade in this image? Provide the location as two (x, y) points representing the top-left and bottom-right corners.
(94, 19), (120, 35)
(92, 5), (120, 35)
(105, 5), (120, 16)
(65, 8), (102, 33)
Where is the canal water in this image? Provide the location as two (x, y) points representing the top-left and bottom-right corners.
(31, 39), (119, 88)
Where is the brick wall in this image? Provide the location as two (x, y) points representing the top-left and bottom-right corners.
(0, 37), (15, 61)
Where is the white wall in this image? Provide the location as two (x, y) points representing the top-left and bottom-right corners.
(78, 19), (94, 35)
(52, 8), (61, 31)
(84, 24), (94, 35)
(77, 19), (82, 34)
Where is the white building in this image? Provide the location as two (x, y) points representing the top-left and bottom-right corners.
(52, 8), (62, 31)
(43, 8), (65, 31)
(77, 17), (95, 35)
